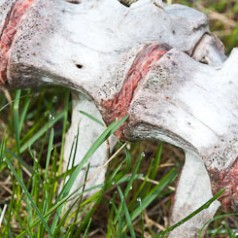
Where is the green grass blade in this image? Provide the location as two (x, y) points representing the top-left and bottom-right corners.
(5, 157), (53, 237)
(0, 132), (6, 167)
(118, 186), (136, 238)
(16, 192), (74, 238)
(198, 213), (238, 237)
(82, 218), (92, 238)
(50, 116), (128, 233)
(13, 90), (21, 154)
(79, 110), (104, 126)
(150, 144), (163, 180)
(41, 129), (54, 229)
(45, 129), (54, 179)
(57, 116), (128, 200)
(19, 92), (31, 134)
(75, 191), (104, 235)
(58, 92), (70, 178)
(131, 168), (177, 221)
(158, 189), (225, 237)
(20, 111), (65, 153)
(114, 153), (144, 224)
(132, 144), (163, 204)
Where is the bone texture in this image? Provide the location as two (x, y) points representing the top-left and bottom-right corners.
(63, 93), (110, 198)
(169, 152), (220, 238)
(0, 1), (234, 237)
(125, 48), (238, 209)
(4, 0), (211, 91)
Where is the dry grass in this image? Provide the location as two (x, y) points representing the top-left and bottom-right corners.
(0, 0), (238, 237)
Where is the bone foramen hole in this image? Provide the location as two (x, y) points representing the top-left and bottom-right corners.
(76, 64), (83, 69)
(66, 0), (81, 4)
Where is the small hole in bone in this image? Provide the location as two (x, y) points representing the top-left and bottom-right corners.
(76, 64), (83, 69)
(67, 0), (81, 4)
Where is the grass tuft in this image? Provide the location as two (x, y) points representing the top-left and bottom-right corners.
(0, 1), (238, 237)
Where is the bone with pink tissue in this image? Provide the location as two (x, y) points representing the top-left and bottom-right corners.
(1, 0), (237, 237)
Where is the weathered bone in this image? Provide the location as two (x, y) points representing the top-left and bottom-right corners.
(2, 0), (220, 89)
(63, 93), (109, 196)
(122, 47), (238, 236)
(0, 0), (233, 237)
(125, 47), (238, 205)
(169, 152), (220, 238)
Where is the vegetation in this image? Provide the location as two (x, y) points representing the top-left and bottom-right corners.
(0, 0), (238, 237)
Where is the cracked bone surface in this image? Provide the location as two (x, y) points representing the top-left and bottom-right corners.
(0, 0), (233, 237)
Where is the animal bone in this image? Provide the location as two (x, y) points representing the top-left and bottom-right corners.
(122, 47), (238, 236)
(0, 0), (233, 237)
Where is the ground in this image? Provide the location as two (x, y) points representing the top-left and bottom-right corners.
(0, 0), (238, 237)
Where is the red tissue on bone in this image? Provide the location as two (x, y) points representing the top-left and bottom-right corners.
(101, 43), (169, 138)
(0, 0), (34, 84)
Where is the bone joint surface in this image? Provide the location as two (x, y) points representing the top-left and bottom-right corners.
(0, 0), (236, 237)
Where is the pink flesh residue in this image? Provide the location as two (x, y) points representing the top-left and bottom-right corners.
(0, 0), (34, 85)
(101, 43), (169, 138)
(211, 159), (238, 211)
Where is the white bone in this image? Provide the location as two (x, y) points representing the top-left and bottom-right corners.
(63, 93), (109, 198)
(0, 1), (231, 237)
(7, 0), (211, 93)
(169, 152), (220, 238)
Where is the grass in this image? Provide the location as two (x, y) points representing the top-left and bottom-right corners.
(0, 0), (238, 237)
(0, 89), (178, 237)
